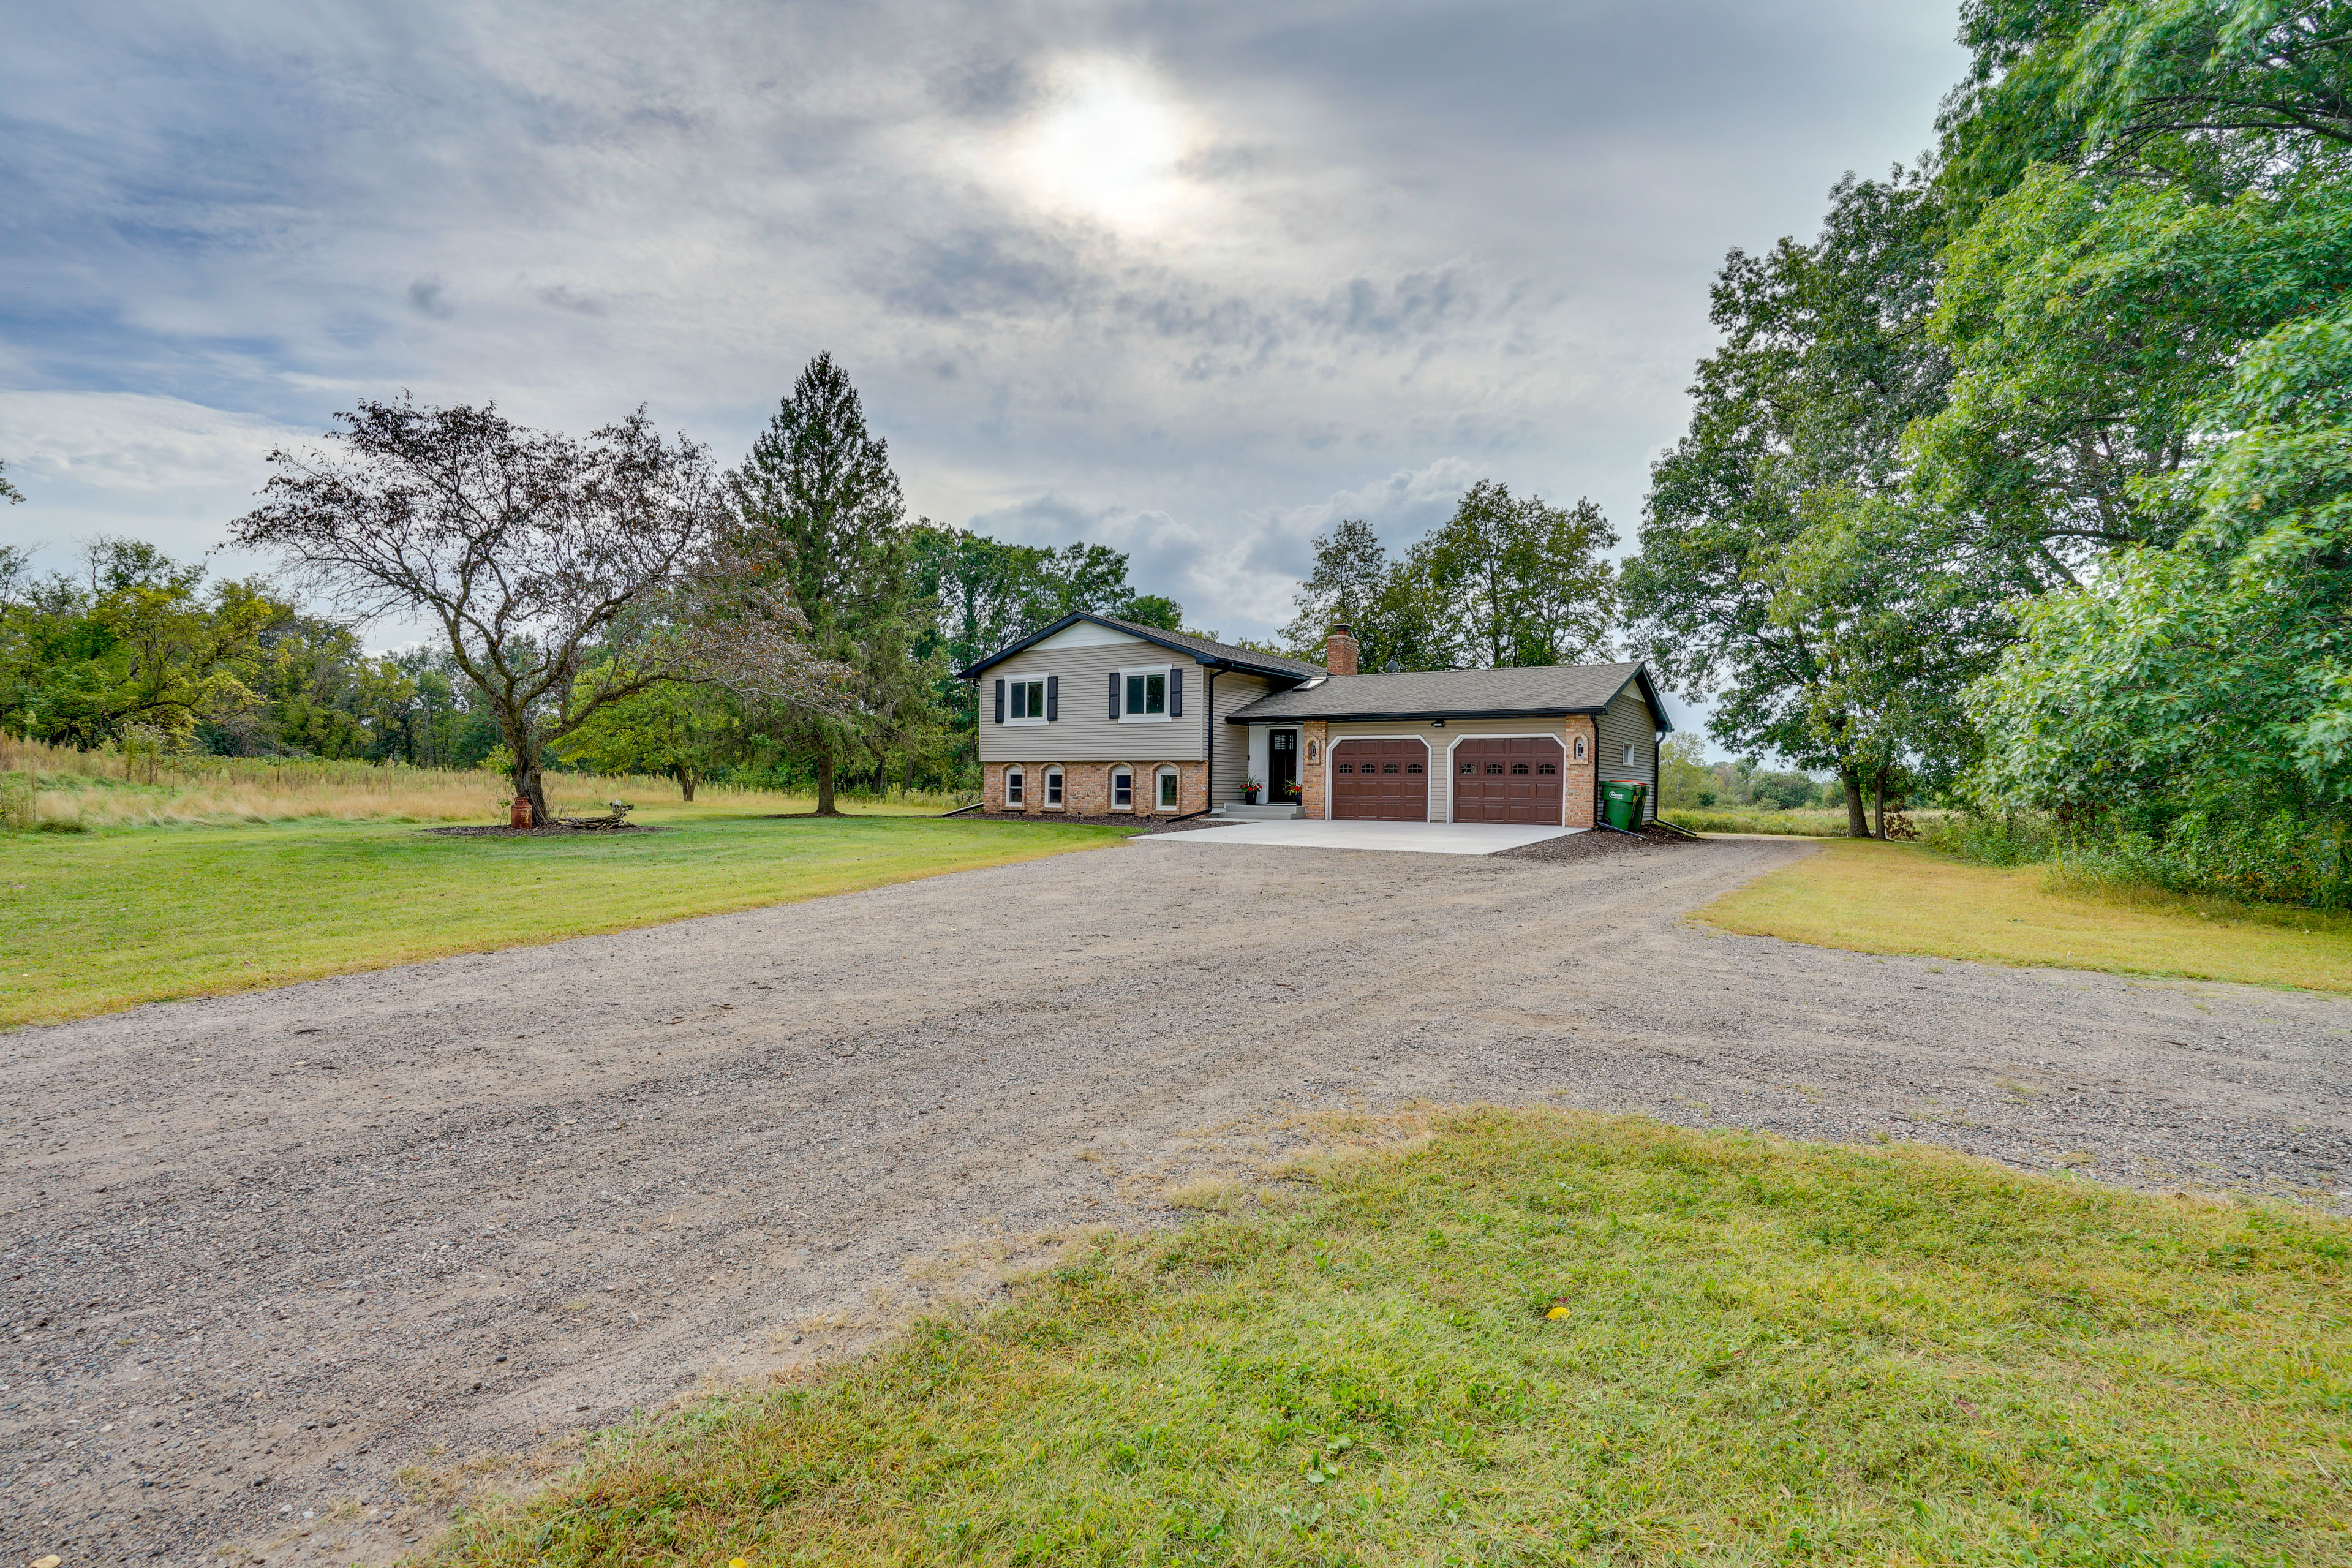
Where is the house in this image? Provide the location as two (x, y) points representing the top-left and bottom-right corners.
(958, 615), (1672, 829)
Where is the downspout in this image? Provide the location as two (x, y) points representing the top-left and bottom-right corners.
(1163, 660), (1225, 824)
(1205, 662), (1218, 814)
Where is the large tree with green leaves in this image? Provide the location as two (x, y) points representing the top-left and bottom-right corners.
(0, 537), (286, 748)
(563, 671), (742, 800)
(1280, 492), (1613, 674)
(1421, 481), (1616, 668)
(1933, 0), (2352, 889)
(726, 354), (941, 813)
(1624, 170), (1971, 835)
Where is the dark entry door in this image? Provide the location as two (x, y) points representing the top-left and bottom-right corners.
(1330, 739), (1430, 820)
(1268, 729), (1299, 801)
(1452, 736), (1565, 824)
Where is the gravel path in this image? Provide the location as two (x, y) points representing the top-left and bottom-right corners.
(7, 834), (2349, 1565)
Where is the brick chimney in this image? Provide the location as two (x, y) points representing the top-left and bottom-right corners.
(1325, 624), (1360, 677)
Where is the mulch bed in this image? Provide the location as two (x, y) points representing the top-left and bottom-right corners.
(1494, 823), (1706, 864)
(421, 824), (665, 838)
(962, 811), (1235, 833)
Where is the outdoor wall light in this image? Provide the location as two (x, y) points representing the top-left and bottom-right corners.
(1306, 740), (1318, 762)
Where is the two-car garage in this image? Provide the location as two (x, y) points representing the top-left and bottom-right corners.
(1229, 660), (1669, 831)
(1327, 735), (1566, 824)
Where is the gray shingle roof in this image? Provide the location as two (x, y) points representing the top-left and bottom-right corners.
(955, 612), (1324, 681)
(1088, 616), (1324, 677)
(1226, 661), (1670, 726)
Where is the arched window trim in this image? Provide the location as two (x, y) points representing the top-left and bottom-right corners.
(1110, 765), (1133, 811)
(1043, 765), (1065, 810)
(1155, 766), (1180, 811)
(1005, 766), (1025, 807)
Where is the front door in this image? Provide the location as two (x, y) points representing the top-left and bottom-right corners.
(1268, 729), (1299, 801)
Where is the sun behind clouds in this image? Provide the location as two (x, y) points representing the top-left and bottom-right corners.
(995, 57), (1203, 233)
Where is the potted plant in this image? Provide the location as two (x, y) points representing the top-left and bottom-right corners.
(1242, 777), (1264, 804)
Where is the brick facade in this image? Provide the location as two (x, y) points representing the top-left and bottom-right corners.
(1562, 714), (1598, 830)
(984, 760), (1208, 817)
(1298, 722), (1330, 819)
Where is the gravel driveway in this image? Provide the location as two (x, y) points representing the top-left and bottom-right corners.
(7, 832), (2349, 1565)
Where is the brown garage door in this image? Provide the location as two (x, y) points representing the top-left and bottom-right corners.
(1330, 739), (1429, 821)
(1452, 736), (1564, 824)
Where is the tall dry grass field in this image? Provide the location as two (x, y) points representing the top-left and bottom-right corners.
(0, 737), (842, 829)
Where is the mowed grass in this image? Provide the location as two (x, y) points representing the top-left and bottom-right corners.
(0, 810), (1132, 1028)
(1697, 837), (2352, 994)
(439, 1107), (2352, 1566)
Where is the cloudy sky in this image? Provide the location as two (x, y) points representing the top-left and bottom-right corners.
(1, 0), (1965, 657)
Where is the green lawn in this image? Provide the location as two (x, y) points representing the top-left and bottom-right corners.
(1697, 838), (2352, 993)
(0, 810), (1133, 1028)
(438, 1107), (2352, 1566)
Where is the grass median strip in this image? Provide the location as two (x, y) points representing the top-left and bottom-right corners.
(437, 1107), (2352, 1567)
(0, 812), (1134, 1028)
(1695, 837), (2352, 993)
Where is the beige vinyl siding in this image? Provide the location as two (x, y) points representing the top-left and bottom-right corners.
(1595, 682), (1660, 821)
(1208, 672), (1275, 805)
(977, 635), (1204, 763)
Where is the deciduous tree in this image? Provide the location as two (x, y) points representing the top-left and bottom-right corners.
(1422, 481), (1616, 668)
(233, 397), (834, 824)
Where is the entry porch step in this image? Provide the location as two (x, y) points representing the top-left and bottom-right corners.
(1215, 803), (1305, 820)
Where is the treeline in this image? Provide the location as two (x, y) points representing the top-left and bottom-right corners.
(0, 361), (1625, 813)
(1624, 0), (2352, 907)
(0, 362), (1208, 806)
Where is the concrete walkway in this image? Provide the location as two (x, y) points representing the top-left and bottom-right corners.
(1164, 818), (1581, 854)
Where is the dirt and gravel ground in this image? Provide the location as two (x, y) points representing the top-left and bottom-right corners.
(7, 832), (2350, 1566)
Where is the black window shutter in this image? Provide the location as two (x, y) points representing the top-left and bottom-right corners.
(993, 679), (1005, 723)
(1046, 674), (1058, 721)
(1109, 670), (1121, 719)
(1169, 667), (1184, 717)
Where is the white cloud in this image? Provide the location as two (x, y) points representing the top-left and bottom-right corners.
(0, 391), (302, 494)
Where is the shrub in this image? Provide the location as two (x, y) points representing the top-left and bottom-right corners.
(2064, 809), (2352, 912)
(1921, 811), (2057, 867)
(1927, 805), (2352, 911)
(0, 771), (33, 831)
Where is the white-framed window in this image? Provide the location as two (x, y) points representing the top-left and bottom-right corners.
(1156, 767), (1179, 810)
(1120, 668), (1171, 721)
(1005, 766), (1025, 806)
(1008, 679), (1047, 725)
(1110, 766), (1133, 810)
(1043, 766), (1064, 809)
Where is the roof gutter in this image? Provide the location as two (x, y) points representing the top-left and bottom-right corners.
(1225, 705), (1618, 724)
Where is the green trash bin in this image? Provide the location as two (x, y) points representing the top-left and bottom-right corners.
(1601, 780), (1648, 831)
